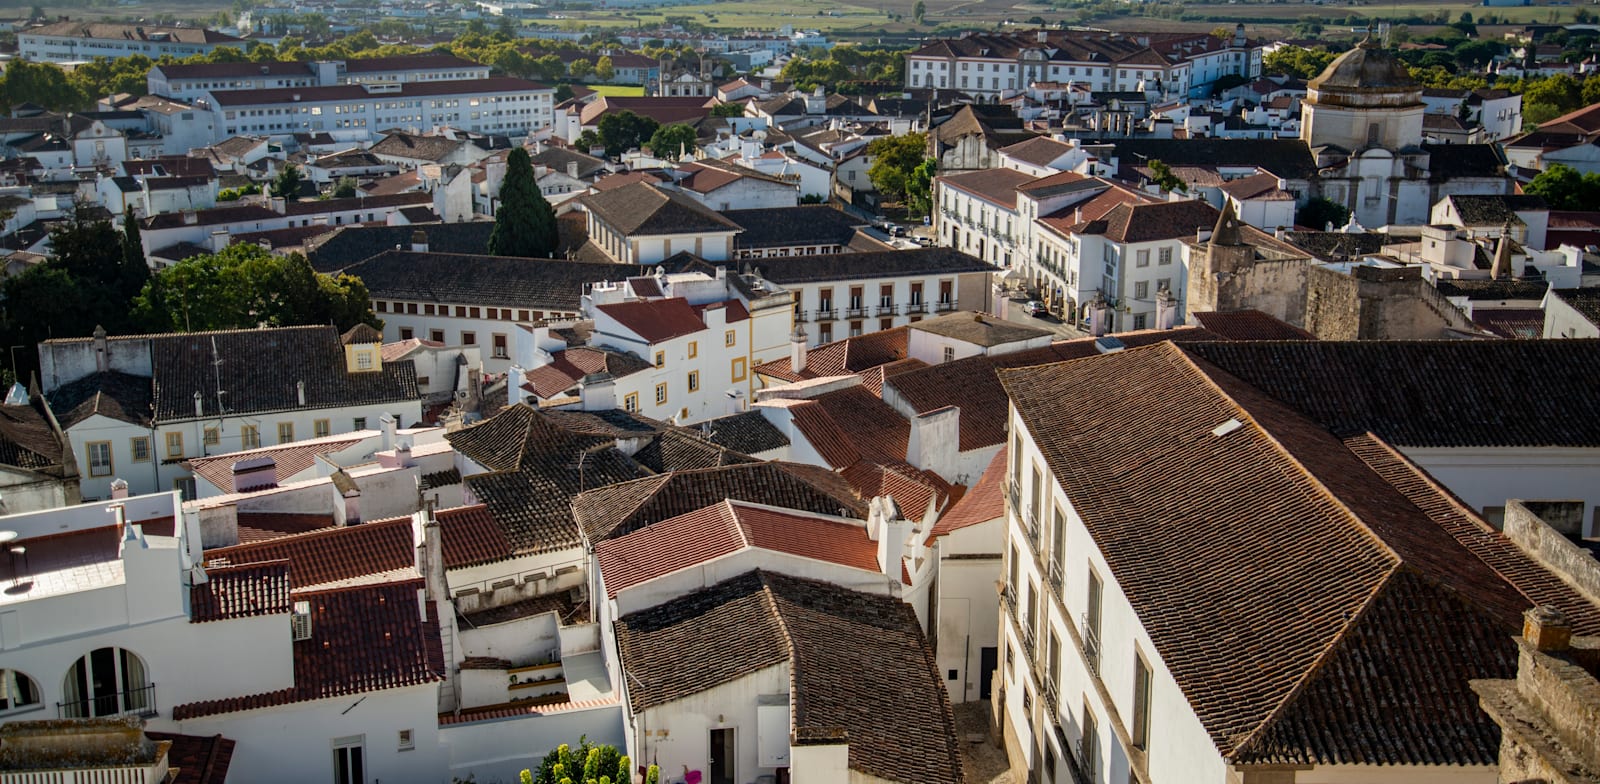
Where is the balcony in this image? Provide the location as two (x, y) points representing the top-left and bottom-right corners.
(905, 301), (927, 314)
(934, 300), (955, 312)
(815, 308), (836, 321)
(1081, 614), (1101, 677)
(1020, 623), (1036, 658)
(58, 684), (157, 719)
(1047, 560), (1064, 592)
(1001, 584), (1018, 614)
(845, 307), (867, 319)
(876, 304), (897, 317)
(795, 310), (809, 323)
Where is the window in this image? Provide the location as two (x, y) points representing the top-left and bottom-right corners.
(687, 341), (698, 359)
(943, 346), (955, 363)
(725, 330), (736, 347)
(203, 427), (219, 447)
(353, 417), (367, 431)
(1136, 249), (1149, 267)
(687, 371), (700, 392)
(655, 383), (668, 405)
(61, 647), (150, 718)
(131, 437), (151, 462)
(461, 331), (476, 346)
(314, 419), (331, 438)
(0, 670), (41, 715)
(493, 334), (508, 359)
(1158, 247), (1173, 265)
(818, 323), (832, 343)
(398, 729), (414, 751)
(1053, 505), (1067, 572)
(1133, 652), (1153, 750)
(1134, 281), (1148, 299)
(849, 286), (863, 310)
(430, 329), (445, 343)
(731, 357), (747, 382)
(1081, 704), (1099, 778)
(818, 287), (833, 312)
(333, 736), (365, 784)
(654, 351), (666, 368)
(1157, 277), (1172, 294)
(278, 422), (294, 444)
(880, 283), (893, 308)
(624, 393), (639, 412)
(241, 425), (260, 450)
(165, 432), (184, 459)
(355, 351), (373, 370)
(88, 441), (112, 476)
(849, 320), (863, 337)
(939, 279), (953, 304)
(1086, 568), (1103, 672)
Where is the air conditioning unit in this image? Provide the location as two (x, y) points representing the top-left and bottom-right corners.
(291, 600), (313, 641)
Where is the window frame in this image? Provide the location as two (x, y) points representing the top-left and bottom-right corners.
(314, 419), (331, 438)
(131, 436), (151, 463)
(240, 424), (260, 450)
(277, 422), (295, 444)
(623, 392), (639, 412)
(165, 431), (184, 459)
(87, 441), (113, 477)
(731, 357), (747, 383)
(654, 383), (668, 405)
(687, 370), (700, 393)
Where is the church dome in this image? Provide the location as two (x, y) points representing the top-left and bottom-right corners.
(1306, 38), (1423, 109)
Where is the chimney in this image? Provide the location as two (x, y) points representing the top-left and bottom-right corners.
(270, 196), (286, 214)
(380, 413), (397, 451)
(93, 324), (109, 373)
(579, 372), (616, 411)
(109, 478), (129, 499)
(1155, 286), (1178, 330)
(1087, 292), (1110, 337)
(231, 455), (278, 493)
(331, 469), (361, 526)
(1523, 606), (1571, 653)
(415, 501), (447, 603)
(907, 406), (958, 478)
(1491, 224), (1514, 280)
(193, 390), (203, 418)
(183, 211), (198, 225)
(867, 496), (909, 592)
(411, 230), (429, 253)
(507, 365), (527, 407)
(296, 379), (306, 406)
(790, 327), (808, 373)
(1037, 29), (1047, 42)
(567, 161), (580, 179)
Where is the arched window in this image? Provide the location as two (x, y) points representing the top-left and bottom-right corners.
(0, 669), (41, 715)
(61, 647), (152, 718)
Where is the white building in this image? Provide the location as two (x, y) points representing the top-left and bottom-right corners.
(39, 324), (421, 500)
(148, 54), (490, 105)
(578, 181), (743, 265)
(765, 247), (999, 346)
(19, 21), (245, 63)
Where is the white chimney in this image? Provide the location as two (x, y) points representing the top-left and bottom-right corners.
(411, 230), (429, 253)
(380, 414), (396, 451)
(1155, 286), (1178, 330)
(868, 496), (909, 593)
(1087, 293), (1110, 337)
(907, 406), (959, 478)
(580, 373), (616, 411)
(231, 455), (278, 493)
(567, 161), (580, 179)
(93, 324), (109, 373)
(109, 478), (129, 499)
(296, 379), (306, 406)
(789, 327), (808, 373)
(193, 390), (203, 418)
(507, 365), (526, 407)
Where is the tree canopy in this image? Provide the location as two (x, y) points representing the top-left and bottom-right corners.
(866, 132), (930, 208)
(132, 244), (378, 333)
(487, 147), (558, 258)
(590, 110), (660, 158)
(273, 164), (304, 199)
(1147, 159), (1188, 194)
(522, 740), (649, 784)
(1296, 197), (1352, 231)
(648, 123), (698, 160)
(1525, 163), (1600, 211)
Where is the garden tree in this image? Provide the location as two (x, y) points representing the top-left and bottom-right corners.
(119, 206), (150, 300)
(913, 0), (925, 22)
(522, 741), (639, 784)
(1263, 46), (1337, 79)
(594, 110), (660, 157)
(866, 132), (929, 204)
(1525, 163), (1600, 211)
(487, 147), (558, 257)
(132, 244), (379, 333)
(218, 184), (261, 202)
(595, 55), (615, 82)
(648, 123), (698, 160)
(0, 60), (85, 111)
(68, 55), (155, 101)
(1147, 159), (1188, 193)
(906, 157), (937, 217)
(570, 57), (594, 80)
(1210, 73), (1250, 97)
(273, 164), (304, 199)
(1295, 197), (1351, 231)
(709, 102), (746, 118)
(333, 176), (359, 199)
(1523, 73), (1584, 125)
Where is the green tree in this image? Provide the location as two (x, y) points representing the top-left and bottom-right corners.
(595, 110), (659, 157)
(1296, 197), (1351, 231)
(273, 163), (303, 199)
(1525, 163), (1600, 210)
(647, 123), (698, 160)
(1263, 46), (1337, 80)
(524, 741), (630, 784)
(1147, 159), (1188, 194)
(906, 157), (937, 217)
(333, 176), (358, 199)
(487, 147), (558, 258)
(133, 244), (378, 333)
(866, 132), (928, 203)
(913, 0), (926, 22)
(119, 206), (150, 302)
(595, 55), (615, 82)
(1523, 73), (1584, 126)
(0, 60), (85, 111)
(710, 102), (746, 118)
(570, 57), (594, 80)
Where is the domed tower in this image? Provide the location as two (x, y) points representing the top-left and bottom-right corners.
(1300, 35), (1424, 151)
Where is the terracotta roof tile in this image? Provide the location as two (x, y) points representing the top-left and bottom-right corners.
(1189, 310), (1315, 340)
(189, 560), (292, 622)
(171, 580), (444, 720)
(839, 460), (952, 523)
(755, 327), (909, 385)
(144, 732), (235, 784)
(595, 297), (709, 343)
(205, 517), (414, 589)
(930, 446), (1006, 537)
(187, 436), (366, 491)
(784, 386), (909, 469)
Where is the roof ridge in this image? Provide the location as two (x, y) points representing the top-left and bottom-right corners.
(725, 498), (751, 549)
(208, 514), (411, 559)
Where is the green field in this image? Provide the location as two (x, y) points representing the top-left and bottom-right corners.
(588, 84), (647, 97)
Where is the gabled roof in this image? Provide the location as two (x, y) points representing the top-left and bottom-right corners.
(189, 560), (292, 622)
(772, 385), (908, 470)
(930, 446), (1005, 537)
(750, 247), (997, 285)
(613, 570), (963, 784)
(45, 370), (154, 428)
(578, 181), (741, 237)
(755, 327), (910, 385)
(675, 159), (792, 194)
(725, 205), (865, 249)
(1551, 287), (1600, 328)
(936, 168), (1038, 209)
(911, 311), (1051, 346)
(1443, 193), (1550, 225)
(187, 434), (366, 492)
(523, 347), (651, 399)
(0, 399), (65, 472)
(530, 145), (608, 180)
(595, 297), (709, 344)
(999, 341), (1600, 766)
(999, 135), (1076, 166)
(370, 132), (464, 163)
(699, 410), (790, 455)
(342, 251), (650, 310)
(303, 222), (494, 273)
(598, 499), (888, 596)
(572, 461), (865, 542)
(28, 21), (241, 43)
(1189, 310), (1315, 340)
(1071, 198), (1220, 244)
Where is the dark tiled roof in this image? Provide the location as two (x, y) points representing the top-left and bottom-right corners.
(1107, 138), (1318, 179)
(305, 222), (495, 272)
(344, 54), (483, 73)
(1190, 310), (1315, 340)
(1420, 143), (1506, 178)
(997, 341), (1596, 766)
(1076, 199), (1219, 244)
(1445, 194), (1549, 225)
(630, 429), (757, 473)
(1278, 230), (1390, 260)
(189, 560), (293, 622)
(725, 205), (865, 249)
(579, 182), (741, 236)
(344, 251), (650, 310)
(699, 410), (790, 454)
(0, 400), (63, 471)
(209, 77), (546, 107)
(1552, 287), (1600, 326)
(750, 247), (996, 285)
(572, 461), (865, 542)
(1184, 340), (1600, 447)
(171, 579), (444, 720)
(1434, 277), (1549, 301)
(144, 732), (236, 784)
(45, 370), (154, 428)
(530, 146), (608, 179)
(613, 570), (962, 784)
(756, 327), (910, 384)
(370, 132), (464, 163)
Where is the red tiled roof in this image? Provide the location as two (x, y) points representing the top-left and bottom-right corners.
(781, 385), (909, 469)
(691, 299), (749, 324)
(188, 437), (365, 492)
(438, 694), (621, 726)
(524, 346), (651, 399)
(171, 580), (445, 720)
(598, 500), (891, 596)
(145, 732), (236, 784)
(205, 517), (414, 589)
(755, 327), (909, 385)
(936, 168), (1038, 209)
(235, 513), (338, 544)
(380, 338), (445, 363)
(189, 560), (293, 623)
(930, 446), (1006, 537)
(595, 297), (707, 343)
(839, 459), (953, 523)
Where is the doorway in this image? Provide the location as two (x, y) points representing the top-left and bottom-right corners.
(980, 646), (998, 700)
(708, 728), (735, 784)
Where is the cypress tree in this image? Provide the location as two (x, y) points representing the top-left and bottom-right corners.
(488, 147), (558, 258)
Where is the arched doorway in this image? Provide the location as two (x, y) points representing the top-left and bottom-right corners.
(61, 647), (152, 718)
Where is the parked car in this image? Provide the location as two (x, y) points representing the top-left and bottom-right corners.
(1023, 300), (1047, 317)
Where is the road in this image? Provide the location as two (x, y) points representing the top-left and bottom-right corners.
(994, 296), (1090, 340)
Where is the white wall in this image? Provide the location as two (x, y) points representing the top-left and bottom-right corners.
(1403, 446), (1600, 537)
(442, 704), (624, 784)
(935, 520), (1003, 704)
(633, 665), (790, 784)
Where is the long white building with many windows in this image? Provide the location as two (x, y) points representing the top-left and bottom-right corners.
(203, 77), (554, 144)
(148, 54), (491, 105)
(19, 21), (245, 63)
